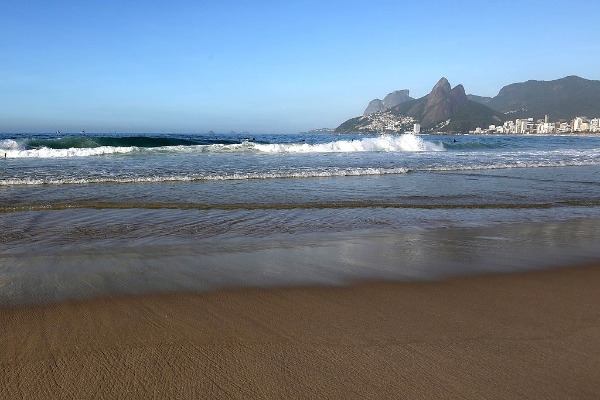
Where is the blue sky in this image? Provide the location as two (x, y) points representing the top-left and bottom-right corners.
(1, 0), (599, 134)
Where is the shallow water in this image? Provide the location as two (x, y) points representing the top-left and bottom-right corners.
(1, 133), (600, 304)
(1, 208), (599, 305)
(2, 133), (600, 212)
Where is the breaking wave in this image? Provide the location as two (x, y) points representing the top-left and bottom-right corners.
(253, 134), (443, 153)
(0, 134), (443, 158)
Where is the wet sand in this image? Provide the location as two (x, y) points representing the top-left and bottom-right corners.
(1, 264), (600, 399)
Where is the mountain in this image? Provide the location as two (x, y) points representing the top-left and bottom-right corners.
(467, 94), (492, 104)
(363, 89), (413, 115)
(363, 99), (385, 116)
(336, 78), (503, 133)
(470, 76), (600, 120)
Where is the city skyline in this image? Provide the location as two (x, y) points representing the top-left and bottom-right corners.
(2, 0), (600, 134)
(477, 115), (600, 135)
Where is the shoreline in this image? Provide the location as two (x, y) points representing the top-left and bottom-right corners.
(2, 211), (600, 307)
(2, 262), (600, 398)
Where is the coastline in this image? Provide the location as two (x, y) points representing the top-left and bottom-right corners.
(2, 210), (600, 306)
(2, 263), (600, 399)
(461, 132), (600, 137)
(2, 133), (600, 397)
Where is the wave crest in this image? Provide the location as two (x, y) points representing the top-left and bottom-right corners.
(1, 134), (444, 158)
(253, 134), (443, 153)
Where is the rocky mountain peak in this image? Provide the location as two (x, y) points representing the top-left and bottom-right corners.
(449, 84), (468, 108)
(421, 80), (470, 128)
(364, 99), (385, 115)
(431, 77), (451, 94)
(363, 89), (413, 115)
(336, 77), (505, 133)
(424, 78), (452, 114)
(383, 90), (411, 106)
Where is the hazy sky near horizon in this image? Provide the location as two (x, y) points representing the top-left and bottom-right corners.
(2, 0), (599, 134)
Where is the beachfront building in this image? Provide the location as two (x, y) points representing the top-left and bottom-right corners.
(572, 116), (600, 133)
(573, 117), (584, 132)
(474, 115), (600, 134)
(557, 122), (572, 133)
(538, 121), (556, 134)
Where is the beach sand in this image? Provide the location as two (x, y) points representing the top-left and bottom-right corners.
(1, 264), (600, 399)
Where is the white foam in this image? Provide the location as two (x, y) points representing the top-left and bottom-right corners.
(0, 139), (21, 151)
(0, 134), (445, 158)
(253, 134), (444, 153)
(0, 167), (411, 186)
(3, 156), (600, 186)
(4, 145), (139, 158)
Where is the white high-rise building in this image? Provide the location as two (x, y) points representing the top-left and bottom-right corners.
(573, 117), (584, 132)
(538, 122), (556, 134)
(515, 119), (528, 134)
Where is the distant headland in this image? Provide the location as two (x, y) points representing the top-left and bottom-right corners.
(335, 76), (600, 134)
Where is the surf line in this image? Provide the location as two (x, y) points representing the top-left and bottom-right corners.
(2, 200), (600, 214)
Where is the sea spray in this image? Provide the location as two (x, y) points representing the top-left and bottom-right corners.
(1, 133), (447, 158)
(253, 134), (445, 153)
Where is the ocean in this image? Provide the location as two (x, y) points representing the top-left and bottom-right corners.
(1, 132), (600, 304)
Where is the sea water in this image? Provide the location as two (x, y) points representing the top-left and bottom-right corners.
(1, 132), (600, 304)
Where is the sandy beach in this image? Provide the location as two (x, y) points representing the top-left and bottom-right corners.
(2, 263), (599, 399)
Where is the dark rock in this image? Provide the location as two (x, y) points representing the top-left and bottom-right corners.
(364, 99), (384, 115)
(363, 89), (412, 115)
